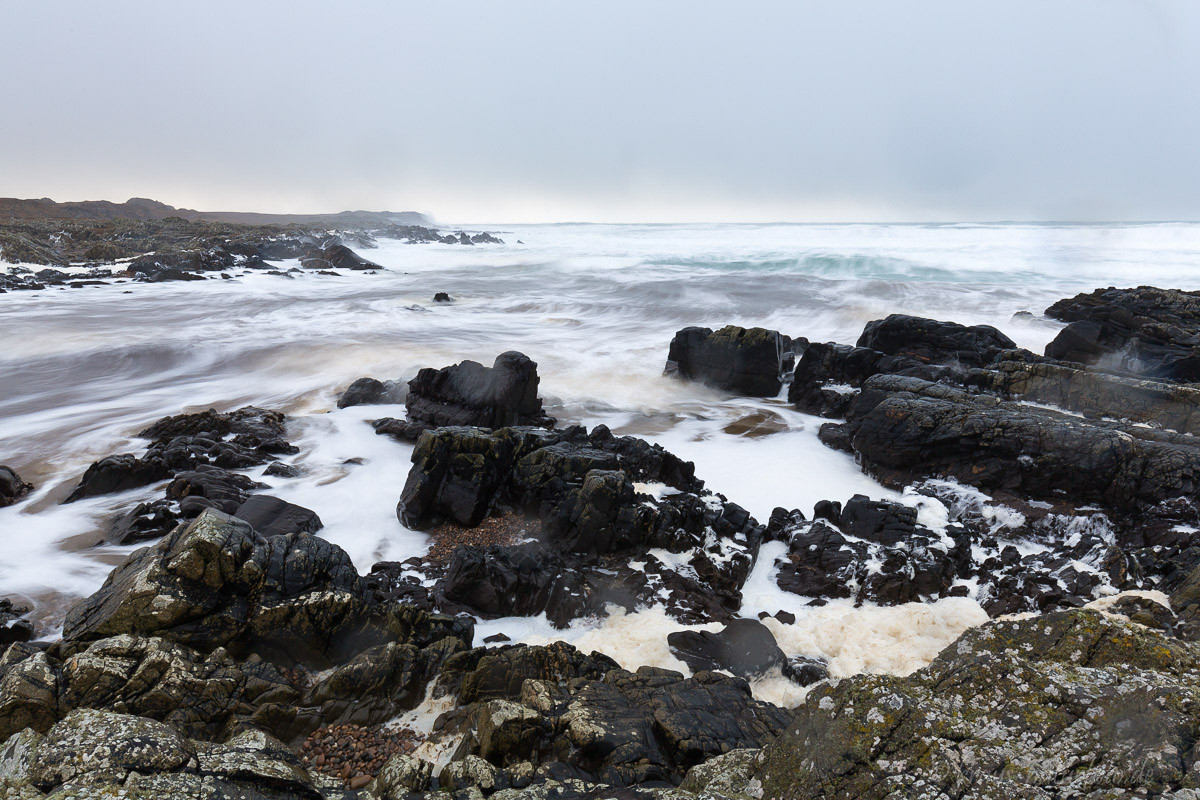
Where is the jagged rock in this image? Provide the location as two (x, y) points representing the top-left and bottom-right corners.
(665, 326), (795, 397)
(782, 656), (828, 687)
(969, 348), (1200, 435)
(435, 642), (619, 705)
(0, 645), (59, 742)
(233, 494), (323, 537)
(857, 313), (1015, 368)
(65, 407), (294, 502)
(29, 709), (194, 788)
(0, 466), (33, 508)
(756, 609), (1200, 799)
(838, 374), (1200, 513)
(61, 509), (375, 666)
(675, 748), (763, 799)
(0, 600), (34, 647)
(370, 753), (433, 797)
(667, 619), (785, 679)
(402, 351), (555, 439)
(439, 754), (503, 793)
(300, 243), (380, 271)
(1045, 285), (1200, 380)
(336, 377), (407, 409)
(395, 425), (759, 624)
(194, 728), (315, 792)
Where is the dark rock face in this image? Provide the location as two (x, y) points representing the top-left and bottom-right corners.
(65, 406), (296, 502)
(234, 494), (324, 537)
(0, 465), (33, 507)
(337, 376), (407, 409)
(666, 325), (796, 397)
(300, 243), (381, 271)
(0, 598), (34, 646)
(840, 374), (1200, 513)
(1044, 285), (1200, 380)
(389, 424), (759, 625)
(63, 509), (382, 666)
(857, 313), (1015, 368)
(367, 350), (555, 444)
(971, 347), (1200, 435)
(757, 610), (1200, 799)
(426, 643), (791, 789)
(667, 618), (786, 679)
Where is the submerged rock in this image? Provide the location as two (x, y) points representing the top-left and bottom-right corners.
(667, 618), (786, 679)
(337, 376), (407, 409)
(666, 325), (796, 397)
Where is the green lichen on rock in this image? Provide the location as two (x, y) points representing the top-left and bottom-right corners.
(757, 609), (1200, 799)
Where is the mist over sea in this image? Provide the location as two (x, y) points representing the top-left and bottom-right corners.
(3, 221), (1198, 697)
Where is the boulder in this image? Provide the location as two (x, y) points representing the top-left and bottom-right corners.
(0, 466), (32, 508)
(0, 599), (34, 647)
(757, 609), (1200, 799)
(404, 351), (555, 436)
(29, 708), (193, 788)
(233, 494), (323, 537)
(666, 325), (795, 397)
(856, 313), (1015, 368)
(61, 509), (374, 666)
(336, 377), (407, 409)
(667, 618), (786, 679)
(301, 243), (381, 271)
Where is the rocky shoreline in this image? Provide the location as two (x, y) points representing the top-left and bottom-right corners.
(4, 285), (1200, 797)
(0, 214), (503, 293)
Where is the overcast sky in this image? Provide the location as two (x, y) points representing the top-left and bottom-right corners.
(2, 1), (1199, 223)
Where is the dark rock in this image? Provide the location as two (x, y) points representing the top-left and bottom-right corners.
(301, 243), (381, 271)
(434, 292), (453, 302)
(106, 500), (182, 545)
(483, 633), (511, 643)
(264, 461), (302, 478)
(667, 618), (785, 678)
(65, 407), (293, 503)
(782, 656), (828, 686)
(337, 376), (407, 409)
(666, 325), (795, 397)
(233, 494), (323, 537)
(0, 598), (34, 646)
(841, 374), (1200, 512)
(1044, 285), (1200, 380)
(62, 509), (379, 666)
(857, 313), (1015, 368)
(402, 350), (555, 437)
(0, 465), (33, 507)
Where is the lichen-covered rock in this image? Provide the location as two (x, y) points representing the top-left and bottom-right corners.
(439, 755), (503, 793)
(369, 753), (433, 797)
(60, 509), (373, 666)
(29, 709), (194, 788)
(675, 748), (763, 799)
(0, 646), (59, 742)
(666, 326), (795, 397)
(756, 609), (1200, 799)
(0, 729), (42, 783)
(194, 728), (315, 794)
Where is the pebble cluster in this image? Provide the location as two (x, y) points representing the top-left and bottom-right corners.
(425, 514), (543, 562)
(299, 723), (421, 789)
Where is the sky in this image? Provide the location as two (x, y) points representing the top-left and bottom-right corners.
(2, 1), (1200, 223)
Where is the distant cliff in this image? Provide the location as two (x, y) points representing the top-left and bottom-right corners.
(0, 196), (432, 227)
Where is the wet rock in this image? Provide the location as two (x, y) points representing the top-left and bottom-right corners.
(857, 313), (1015, 368)
(29, 708), (193, 788)
(841, 374), (1200, 512)
(301, 243), (381, 271)
(233, 494), (323, 537)
(0, 466), (33, 508)
(782, 656), (828, 687)
(337, 377), (407, 409)
(264, 461), (302, 478)
(969, 348), (1200, 435)
(106, 499), (182, 545)
(1044, 285), (1200, 380)
(402, 351), (555, 439)
(666, 325), (796, 397)
(757, 609), (1200, 799)
(667, 618), (785, 679)
(0, 600), (34, 647)
(61, 509), (376, 666)
(65, 407), (294, 503)
(434, 292), (453, 302)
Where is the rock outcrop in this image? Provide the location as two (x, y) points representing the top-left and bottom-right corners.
(0, 466), (32, 508)
(665, 325), (797, 396)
